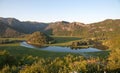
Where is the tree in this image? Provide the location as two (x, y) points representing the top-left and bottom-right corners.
(107, 48), (120, 72)
(0, 50), (17, 69)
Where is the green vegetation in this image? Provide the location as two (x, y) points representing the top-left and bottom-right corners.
(107, 48), (120, 71)
(27, 31), (54, 46)
(85, 51), (109, 58)
(48, 36), (81, 46)
(0, 35), (120, 72)
(0, 46), (74, 58)
(0, 48), (119, 73)
(0, 38), (24, 46)
(0, 50), (17, 69)
(52, 36), (81, 43)
(103, 35), (120, 50)
(70, 39), (94, 49)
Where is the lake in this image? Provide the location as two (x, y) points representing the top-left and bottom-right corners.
(20, 42), (102, 53)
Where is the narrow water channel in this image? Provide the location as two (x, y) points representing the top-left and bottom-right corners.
(20, 42), (102, 53)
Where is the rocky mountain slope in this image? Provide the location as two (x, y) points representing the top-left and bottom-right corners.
(0, 17), (48, 34)
(0, 20), (22, 37)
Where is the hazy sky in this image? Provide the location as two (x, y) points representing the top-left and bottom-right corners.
(0, 0), (120, 23)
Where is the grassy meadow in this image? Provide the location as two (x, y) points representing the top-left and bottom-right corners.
(48, 36), (81, 46)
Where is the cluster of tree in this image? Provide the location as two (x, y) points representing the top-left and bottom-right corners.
(71, 40), (93, 46)
(0, 50), (17, 69)
(93, 41), (109, 50)
(0, 39), (11, 44)
(70, 39), (94, 49)
(107, 48), (120, 72)
(0, 49), (120, 73)
(0, 39), (22, 44)
(70, 38), (110, 50)
(0, 50), (38, 73)
(27, 31), (54, 46)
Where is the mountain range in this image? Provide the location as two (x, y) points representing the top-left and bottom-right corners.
(0, 17), (120, 38)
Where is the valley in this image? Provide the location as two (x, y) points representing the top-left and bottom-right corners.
(1, 0), (120, 72)
(0, 17), (120, 73)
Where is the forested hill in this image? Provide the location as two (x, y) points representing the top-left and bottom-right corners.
(0, 17), (120, 38)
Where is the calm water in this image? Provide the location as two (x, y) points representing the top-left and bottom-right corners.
(20, 42), (102, 53)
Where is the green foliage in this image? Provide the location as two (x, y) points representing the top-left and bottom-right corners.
(1, 36), (120, 72)
(27, 31), (54, 46)
(102, 35), (120, 72)
(52, 36), (81, 43)
(48, 36), (81, 46)
(107, 48), (120, 71)
(20, 55), (39, 65)
(0, 46), (72, 59)
(0, 39), (21, 44)
(104, 35), (120, 49)
(19, 58), (47, 73)
(71, 40), (92, 47)
(19, 55), (88, 73)
(0, 47), (120, 73)
(0, 50), (17, 69)
(0, 65), (18, 73)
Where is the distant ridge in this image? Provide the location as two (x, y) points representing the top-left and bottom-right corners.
(0, 17), (120, 38)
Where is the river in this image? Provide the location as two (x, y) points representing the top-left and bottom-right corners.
(20, 42), (101, 53)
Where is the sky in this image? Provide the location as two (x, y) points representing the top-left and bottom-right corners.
(0, 0), (120, 23)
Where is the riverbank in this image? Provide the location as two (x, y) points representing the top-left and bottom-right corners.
(20, 42), (108, 59)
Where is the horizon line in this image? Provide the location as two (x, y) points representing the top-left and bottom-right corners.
(1, 16), (120, 24)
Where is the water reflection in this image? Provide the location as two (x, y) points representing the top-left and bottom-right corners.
(20, 42), (102, 53)
(70, 46), (89, 50)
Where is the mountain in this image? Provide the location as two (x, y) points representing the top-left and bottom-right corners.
(0, 20), (22, 37)
(88, 19), (120, 38)
(45, 19), (120, 38)
(0, 17), (49, 34)
(0, 17), (120, 38)
(45, 21), (88, 36)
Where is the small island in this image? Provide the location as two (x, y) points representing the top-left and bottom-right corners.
(27, 31), (54, 47)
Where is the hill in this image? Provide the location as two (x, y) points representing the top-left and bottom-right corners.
(27, 31), (54, 46)
(45, 21), (87, 36)
(0, 20), (22, 37)
(45, 19), (120, 39)
(0, 17), (48, 34)
(0, 17), (120, 38)
(88, 19), (120, 38)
